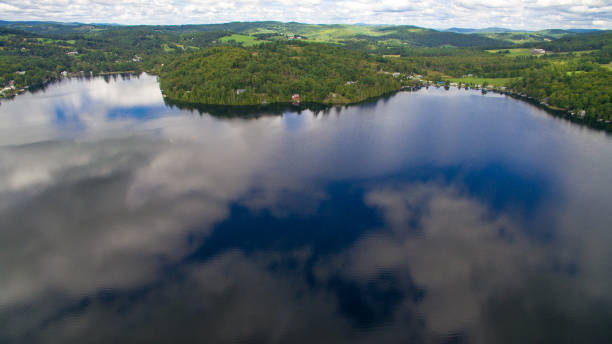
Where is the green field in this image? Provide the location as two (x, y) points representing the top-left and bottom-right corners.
(219, 34), (259, 46)
(35, 37), (75, 45)
(446, 77), (518, 87)
(486, 48), (535, 57)
(569, 50), (596, 56)
(297, 25), (395, 42)
(162, 43), (175, 52)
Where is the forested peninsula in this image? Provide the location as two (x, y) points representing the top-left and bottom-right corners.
(159, 44), (402, 105)
(159, 38), (612, 120)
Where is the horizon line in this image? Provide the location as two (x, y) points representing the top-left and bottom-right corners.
(0, 19), (609, 32)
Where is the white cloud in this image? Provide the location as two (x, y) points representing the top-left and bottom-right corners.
(0, 0), (609, 29)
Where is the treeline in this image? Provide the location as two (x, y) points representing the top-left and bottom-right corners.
(159, 42), (401, 105)
(404, 54), (547, 78)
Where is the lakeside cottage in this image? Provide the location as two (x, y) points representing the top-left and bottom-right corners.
(0, 80), (15, 95)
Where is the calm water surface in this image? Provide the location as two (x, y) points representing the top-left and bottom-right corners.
(1, 74), (611, 343)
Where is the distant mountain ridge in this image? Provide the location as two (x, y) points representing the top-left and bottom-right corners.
(446, 27), (518, 33)
(0, 20), (601, 34)
(446, 27), (601, 34)
(0, 20), (607, 48)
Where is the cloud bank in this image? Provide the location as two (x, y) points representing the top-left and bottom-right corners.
(0, 0), (610, 30)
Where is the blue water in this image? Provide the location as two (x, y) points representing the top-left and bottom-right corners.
(1, 74), (611, 343)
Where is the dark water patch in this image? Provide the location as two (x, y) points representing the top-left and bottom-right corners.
(187, 183), (384, 261)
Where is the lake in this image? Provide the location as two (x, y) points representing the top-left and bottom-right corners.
(1, 73), (611, 343)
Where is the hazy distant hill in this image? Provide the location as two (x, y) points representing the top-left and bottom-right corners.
(566, 29), (602, 33)
(445, 27), (603, 44)
(447, 27), (600, 34)
(446, 27), (518, 34)
(524, 31), (612, 51)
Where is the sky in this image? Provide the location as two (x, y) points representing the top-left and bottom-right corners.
(0, 0), (610, 30)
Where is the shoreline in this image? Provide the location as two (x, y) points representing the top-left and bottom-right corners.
(0, 70), (144, 101)
(164, 85), (612, 132)
(162, 89), (401, 116)
(2, 73), (609, 133)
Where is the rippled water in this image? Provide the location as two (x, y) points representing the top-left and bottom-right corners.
(1, 73), (611, 343)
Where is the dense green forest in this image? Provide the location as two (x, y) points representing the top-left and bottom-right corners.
(510, 65), (612, 118)
(0, 21), (610, 124)
(159, 43), (400, 105)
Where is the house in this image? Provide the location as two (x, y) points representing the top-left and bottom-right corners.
(291, 94), (300, 103)
(236, 88), (247, 95)
(66, 51), (79, 56)
(16, 71), (26, 75)
(531, 49), (545, 55)
(392, 72), (401, 78)
(345, 81), (357, 85)
(578, 110), (586, 117)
